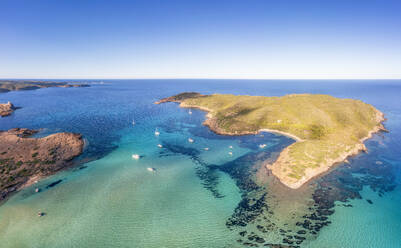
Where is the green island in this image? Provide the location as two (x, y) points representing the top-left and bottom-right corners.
(156, 92), (386, 189)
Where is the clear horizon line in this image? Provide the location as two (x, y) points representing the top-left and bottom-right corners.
(1, 77), (401, 81)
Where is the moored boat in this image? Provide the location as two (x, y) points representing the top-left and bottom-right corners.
(147, 167), (156, 172)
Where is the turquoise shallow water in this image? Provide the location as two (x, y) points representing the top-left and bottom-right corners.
(308, 186), (401, 248)
(0, 80), (400, 247)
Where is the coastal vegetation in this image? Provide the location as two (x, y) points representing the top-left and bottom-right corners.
(0, 80), (89, 93)
(0, 128), (84, 202)
(157, 92), (386, 188)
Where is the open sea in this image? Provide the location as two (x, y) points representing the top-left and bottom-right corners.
(0, 79), (400, 248)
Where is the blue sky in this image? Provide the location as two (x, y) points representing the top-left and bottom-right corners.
(1, 0), (400, 79)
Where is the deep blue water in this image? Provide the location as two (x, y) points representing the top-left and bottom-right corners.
(0, 80), (400, 247)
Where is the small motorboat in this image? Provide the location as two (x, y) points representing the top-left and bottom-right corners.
(35, 188), (40, 193)
(259, 144), (267, 148)
(157, 144), (163, 148)
(147, 167), (156, 172)
(188, 138), (194, 143)
(229, 145), (233, 149)
(154, 129), (160, 136)
(228, 151), (233, 155)
(132, 154), (140, 160)
(204, 147), (209, 151)
(38, 212), (45, 217)
(189, 110), (192, 115)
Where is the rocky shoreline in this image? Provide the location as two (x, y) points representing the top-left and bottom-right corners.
(0, 101), (17, 117)
(269, 111), (387, 189)
(0, 128), (84, 202)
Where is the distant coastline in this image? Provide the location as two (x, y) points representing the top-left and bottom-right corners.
(0, 81), (89, 203)
(0, 80), (90, 93)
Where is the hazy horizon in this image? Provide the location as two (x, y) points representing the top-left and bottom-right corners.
(2, 78), (401, 81)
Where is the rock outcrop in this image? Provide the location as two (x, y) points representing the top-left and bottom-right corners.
(0, 101), (17, 117)
(0, 128), (84, 202)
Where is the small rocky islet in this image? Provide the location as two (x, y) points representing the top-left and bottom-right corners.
(1, 80), (91, 117)
(0, 101), (17, 117)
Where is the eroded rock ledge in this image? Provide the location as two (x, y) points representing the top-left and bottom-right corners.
(0, 102), (17, 117)
(0, 128), (84, 202)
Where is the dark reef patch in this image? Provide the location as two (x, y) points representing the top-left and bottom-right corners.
(160, 113), (396, 247)
(46, 179), (63, 188)
(225, 140), (395, 247)
(293, 144), (397, 246)
(160, 142), (225, 198)
(159, 132), (301, 247)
